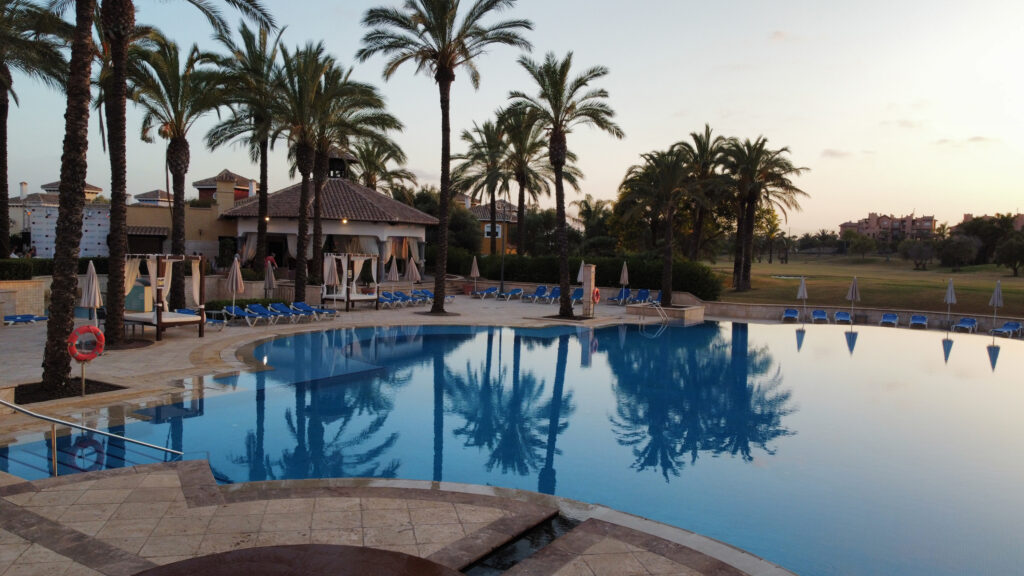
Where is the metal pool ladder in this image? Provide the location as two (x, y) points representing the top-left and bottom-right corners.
(638, 301), (669, 338)
(0, 398), (183, 477)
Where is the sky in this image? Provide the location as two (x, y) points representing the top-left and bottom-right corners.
(7, 0), (1024, 235)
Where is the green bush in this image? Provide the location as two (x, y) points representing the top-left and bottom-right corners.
(0, 257), (109, 278)
(0, 259), (33, 280)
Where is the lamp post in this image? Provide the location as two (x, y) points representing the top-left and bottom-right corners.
(499, 218), (506, 293)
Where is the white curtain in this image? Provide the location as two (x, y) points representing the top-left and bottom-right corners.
(124, 258), (141, 295)
(383, 238), (394, 265)
(358, 236), (378, 255)
(162, 260), (173, 310)
(191, 260), (202, 307)
(350, 257), (366, 293)
(399, 238), (409, 260)
(339, 254), (348, 298)
(370, 255), (377, 284)
(408, 239), (419, 264)
(286, 234), (297, 258)
(241, 233), (257, 262)
(305, 237), (314, 260)
(147, 257), (158, 304)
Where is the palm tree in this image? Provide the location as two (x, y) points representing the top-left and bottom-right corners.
(132, 39), (225, 309)
(675, 124), (728, 260)
(497, 107), (548, 251)
(0, 0), (66, 261)
(207, 21), (284, 274)
(357, 0), (533, 313)
(722, 137), (807, 291)
(509, 51), (623, 317)
(452, 120), (509, 254)
(571, 193), (610, 240)
(619, 146), (690, 307)
(349, 138), (416, 195)
(41, 0), (97, 393)
(270, 41), (334, 301)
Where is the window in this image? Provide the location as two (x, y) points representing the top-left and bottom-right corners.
(484, 223), (502, 239)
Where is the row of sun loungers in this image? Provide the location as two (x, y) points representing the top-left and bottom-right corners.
(781, 308), (1022, 337)
(472, 285), (664, 306)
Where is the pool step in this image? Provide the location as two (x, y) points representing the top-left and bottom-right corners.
(463, 515), (579, 576)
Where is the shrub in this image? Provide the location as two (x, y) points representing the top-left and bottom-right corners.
(0, 259), (33, 280)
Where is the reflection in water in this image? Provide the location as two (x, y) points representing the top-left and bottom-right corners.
(608, 323), (794, 480)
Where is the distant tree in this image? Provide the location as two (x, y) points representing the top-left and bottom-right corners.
(797, 232), (818, 253)
(994, 232), (1024, 277)
(849, 233), (875, 259)
(939, 235), (981, 272)
(957, 214), (1015, 264)
(898, 238), (934, 270)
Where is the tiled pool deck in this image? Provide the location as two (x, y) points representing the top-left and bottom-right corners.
(0, 297), (794, 576)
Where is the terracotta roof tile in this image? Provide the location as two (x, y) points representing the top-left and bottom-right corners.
(39, 181), (103, 193)
(192, 169), (256, 189)
(470, 199), (518, 223)
(133, 189), (170, 201)
(126, 226), (169, 236)
(222, 178), (439, 226)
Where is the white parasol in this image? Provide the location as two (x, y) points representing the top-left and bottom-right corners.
(79, 260), (103, 326)
(226, 256), (244, 310)
(796, 276), (808, 321)
(406, 257), (421, 283)
(846, 277), (860, 318)
(943, 278), (957, 328)
(469, 256), (480, 292)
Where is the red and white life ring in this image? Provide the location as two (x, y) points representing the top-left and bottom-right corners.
(71, 436), (105, 472)
(67, 325), (105, 363)
(592, 289), (600, 303)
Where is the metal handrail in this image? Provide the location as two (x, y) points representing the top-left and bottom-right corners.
(0, 398), (182, 457)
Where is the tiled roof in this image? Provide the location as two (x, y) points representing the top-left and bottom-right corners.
(470, 199), (518, 223)
(39, 181), (103, 193)
(222, 178), (439, 226)
(134, 189), (170, 201)
(126, 226), (169, 236)
(11, 193), (60, 206)
(192, 169), (256, 189)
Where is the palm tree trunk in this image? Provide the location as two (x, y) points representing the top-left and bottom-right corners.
(489, 188), (497, 254)
(515, 176), (526, 255)
(0, 65), (10, 259)
(538, 334), (568, 495)
(294, 143), (313, 303)
(431, 72), (454, 313)
(255, 135), (268, 270)
(432, 345), (445, 482)
(732, 198), (745, 290)
(42, 0), (96, 393)
(739, 193), (758, 291)
(101, 0), (134, 346)
(689, 203), (706, 260)
(311, 147), (327, 282)
(550, 131), (572, 318)
(167, 137), (188, 309)
(662, 204), (674, 307)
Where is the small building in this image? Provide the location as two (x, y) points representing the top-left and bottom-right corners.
(838, 212), (936, 242)
(131, 189), (172, 207)
(469, 199), (518, 255)
(192, 169), (257, 203)
(8, 181), (108, 257)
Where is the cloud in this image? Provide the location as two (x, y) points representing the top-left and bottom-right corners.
(967, 136), (996, 144)
(821, 149), (852, 159)
(881, 118), (923, 129)
(933, 136), (998, 146)
(769, 30), (788, 42)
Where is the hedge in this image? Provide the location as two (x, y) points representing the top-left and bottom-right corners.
(473, 255), (722, 301)
(0, 257), (110, 279)
(205, 298), (285, 311)
(0, 259), (33, 280)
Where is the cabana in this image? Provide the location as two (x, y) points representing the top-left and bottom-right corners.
(122, 254), (208, 341)
(322, 252), (381, 312)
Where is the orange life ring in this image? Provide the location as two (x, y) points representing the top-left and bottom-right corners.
(593, 288), (600, 303)
(71, 436), (105, 472)
(67, 325), (105, 363)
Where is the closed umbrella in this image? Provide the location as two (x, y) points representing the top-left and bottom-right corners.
(406, 257), (421, 283)
(941, 337), (954, 364)
(264, 262), (276, 299)
(795, 327), (806, 352)
(387, 257), (400, 282)
(987, 344), (1000, 372)
(989, 280), (1003, 331)
(469, 256), (480, 292)
(619, 261), (629, 287)
(943, 278), (956, 328)
(796, 276), (808, 321)
(323, 255), (339, 289)
(577, 260), (586, 284)
(80, 260), (102, 326)
(226, 256), (244, 310)
(844, 330), (858, 356)
(846, 277), (860, 318)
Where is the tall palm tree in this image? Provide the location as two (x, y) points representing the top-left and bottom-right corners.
(508, 51), (623, 317)
(675, 124), (728, 260)
(41, 0), (96, 393)
(132, 39), (225, 309)
(452, 120), (509, 254)
(571, 193), (610, 240)
(349, 138), (416, 195)
(207, 21), (284, 274)
(270, 41), (334, 301)
(357, 0), (533, 313)
(619, 146), (690, 307)
(0, 0), (66, 260)
(722, 137), (807, 291)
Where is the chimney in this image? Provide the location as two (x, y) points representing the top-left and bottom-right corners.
(248, 181), (256, 198)
(20, 181), (27, 200)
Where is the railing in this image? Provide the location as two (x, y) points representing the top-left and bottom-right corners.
(0, 398), (182, 477)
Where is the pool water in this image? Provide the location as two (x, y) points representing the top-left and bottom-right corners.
(2, 322), (1023, 576)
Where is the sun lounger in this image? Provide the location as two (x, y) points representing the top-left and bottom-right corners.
(811, 310), (828, 324)
(224, 305), (265, 326)
(651, 291), (663, 305)
(393, 290), (426, 306)
(498, 288), (523, 301)
(879, 313), (899, 327)
(952, 317), (977, 333)
(175, 308), (225, 330)
(418, 288), (454, 304)
(412, 289), (432, 304)
(570, 287), (584, 305)
(909, 314), (928, 329)
(380, 291), (404, 307)
(524, 286), (547, 302)
(607, 287), (630, 305)
(472, 286), (498, 299)
(782, 308), (800, 322)
(3, 314), (48, 325)
(246, 304), (286, 325)
(545, 286), (561, 303)
(834, 311), (853, 324)
(629, 289), (651, 304)
(990, 321), (1021, 338)
(291, 302), (336, 320)
(271, 302), (313, 321)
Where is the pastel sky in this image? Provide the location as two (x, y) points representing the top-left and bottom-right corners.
(7, 0), (1024, 235)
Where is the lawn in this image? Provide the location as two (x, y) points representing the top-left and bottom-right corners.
(708, 254), (1024, 318)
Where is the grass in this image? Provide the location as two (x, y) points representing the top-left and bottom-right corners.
(707, 254), (1024, 318)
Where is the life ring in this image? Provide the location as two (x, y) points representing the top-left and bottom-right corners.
(590, 337), (599, 353)
(67, 325), (105, 363)
(593, 289), (600, 303)
(71, 436), (105, 472)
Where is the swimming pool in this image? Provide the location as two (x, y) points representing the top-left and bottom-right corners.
(2, 322), (1022, 575)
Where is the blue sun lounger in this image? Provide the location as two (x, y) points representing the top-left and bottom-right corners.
(291, 302), (336, 320)
(834, 311), (853, 324)
(3, 314), (48, 325)
(629, 289), (651, 304)
(524, 286), (547, 302)
(879, 313), (899, 327)
(570, 287), (584, 305)
(224, 305), (265, 326)
(418, 288), (454, 304)
(249, 303), (292, 324)
(909, 314), (928, 329)
(545, 286), (561, 303)
(498, 288), (523, 301)
(953, 317), (977, 333)
(394, 291), (427, 306)
(175, 308), (225, 330)
(607, 287), (630, 305)
(990, 321), (1021, 338)
(472, 286), (498, 299)
(271, 302), (313, 321)
(782, 308), (800, 322)
(811, 310), (828, 324)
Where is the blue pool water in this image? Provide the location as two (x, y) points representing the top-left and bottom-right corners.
(2, 322), (1023, 575)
